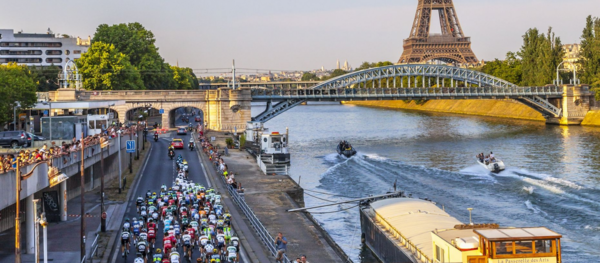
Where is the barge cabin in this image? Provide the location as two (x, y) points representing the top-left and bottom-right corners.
(360, 198), (562, 263)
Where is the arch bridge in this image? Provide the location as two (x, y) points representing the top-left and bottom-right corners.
(44, 64), (592, 131)
(251, 64), (592, 125)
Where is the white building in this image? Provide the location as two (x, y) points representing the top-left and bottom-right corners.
(0, 28), (90, 67)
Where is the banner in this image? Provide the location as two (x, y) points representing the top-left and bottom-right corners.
(42, 191), (60, 222)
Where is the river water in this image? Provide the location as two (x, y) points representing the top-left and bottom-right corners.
(254, 103), (600, 263)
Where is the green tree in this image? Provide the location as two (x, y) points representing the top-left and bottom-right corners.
(579, 16), (600, 97)
(0, 63), (38, 127)
(322, 69), (347, 80)
(171, 66), (199, 89)
(30, 65), (61, 91)
(92, 22), (174, 89)
(76, 42), (144, 90)
(480, 52), (523, 85)
(301, 72), (319, 81)
(519, 27), (564, 86)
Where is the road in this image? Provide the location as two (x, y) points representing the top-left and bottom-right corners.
(112, 108), (244, 263)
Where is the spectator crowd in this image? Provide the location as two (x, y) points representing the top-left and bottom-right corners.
(0, 125), (144, 174)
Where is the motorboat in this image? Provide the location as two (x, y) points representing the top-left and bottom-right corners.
(337, 141), (357, 158)
(476, 157), (505, 173)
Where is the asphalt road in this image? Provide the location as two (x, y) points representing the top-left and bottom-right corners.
(114, 109), (228, 263)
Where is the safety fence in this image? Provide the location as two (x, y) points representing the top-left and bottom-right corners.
(209, 157), (292, 263)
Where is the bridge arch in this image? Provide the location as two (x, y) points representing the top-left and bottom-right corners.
(252, 64), (562, 123)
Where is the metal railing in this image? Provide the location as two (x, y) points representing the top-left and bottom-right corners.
(214, 164), (292, 263)
(88, 233), (100, 262)
(251, 86), (564, 100)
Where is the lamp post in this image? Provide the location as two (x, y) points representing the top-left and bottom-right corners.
(79, 132), (85, 262)
(118, 131), (122, 194)
(556, 61), (578, 86)
(14, 102), (21, 131)
(100, 103), (114, 232)
(39, 213), (48, 263)
(14, 160), (53, 263)
(33, 199), (39, 263)
(41, 101), (52, 141)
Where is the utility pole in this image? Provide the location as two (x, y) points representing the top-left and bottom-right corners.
(33, 199), (39, 263)
(100, 138), (106, 232)
(232, 60), (236, 90)
(40, 213), (47, 263)
(136, 131), (139, 160)
(129, 131), (133, 174)
(15, 160), (22, 263)
(80, 132), (85, 262)
(118, 132), (122, 194)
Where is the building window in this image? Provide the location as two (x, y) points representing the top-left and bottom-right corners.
(65, 50), (70, 55)
(73, 50), (81, 54)
(46, 58), (62, 63)
(0, 57), (42, 63)
(45, 50), (62, 55)
(0, 42), (62, 47)
(435, 245), (445, 263)
(0, 50), (42, 55)
(495, 241), (514, 255)
(534, 240), (551, 253)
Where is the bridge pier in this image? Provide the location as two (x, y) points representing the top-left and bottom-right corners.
(546, 84), (593, 125)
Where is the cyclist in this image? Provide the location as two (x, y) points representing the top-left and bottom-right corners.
(227, 243), (238, 263)
(170, 250), (181, 263)
(182, 230), (192, 260)
(134, 257), (144, 263)
(152, 248), (163, 263)
(121, 227), (131, 257)
(136, 196), (145, 212)
(132, 217), (141, 243)
(136, 236), (149, 262)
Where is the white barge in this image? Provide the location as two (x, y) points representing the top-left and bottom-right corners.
(360, 198), (563, 263)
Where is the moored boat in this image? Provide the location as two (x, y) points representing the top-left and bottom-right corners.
(360, 197), (563, 263)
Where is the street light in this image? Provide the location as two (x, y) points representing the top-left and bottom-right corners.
(101, 103), (114, 232)
(14, 160), (56, 263)
(39, 213), (48, 263)
(14, 102), (21, 131)
(556, 61), (578, 86)
(41, 100), (52, 141)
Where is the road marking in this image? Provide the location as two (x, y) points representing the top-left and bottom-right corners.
(196, 147), (212, 188)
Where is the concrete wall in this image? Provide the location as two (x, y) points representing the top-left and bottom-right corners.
(344, 99), (546, 121)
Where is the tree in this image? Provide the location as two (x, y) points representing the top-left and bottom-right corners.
(579, 16), (600, 98)
(519, 27), (564, 86)
(322, 69), (347, 80)
(0, 63), (38, 127)
(30, 65), (61, 91)
(301, 72), (319, 81)
(76, 42), (144, 90)
(480, 52), (523, 85)
(92, 22), (174, 89)
(171, 66), (199, 90)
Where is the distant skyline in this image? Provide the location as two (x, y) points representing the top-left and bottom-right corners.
(1, 0), (598, 73)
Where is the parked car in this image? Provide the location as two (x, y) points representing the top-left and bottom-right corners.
(177, 127), (187, 135)
(25, 132), (46, 147)
(0, 130), (28, 148)
(195, 116), (202, 122)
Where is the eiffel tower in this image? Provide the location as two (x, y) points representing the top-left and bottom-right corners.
(398, 0), (478, 64)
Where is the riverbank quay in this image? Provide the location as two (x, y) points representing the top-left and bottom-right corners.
(200, 130), (348, 263)
(344, 99), (546, 122)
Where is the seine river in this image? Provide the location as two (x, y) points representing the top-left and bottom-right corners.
(256, 103), (600, 262)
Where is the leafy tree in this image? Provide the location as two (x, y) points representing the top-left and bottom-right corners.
(301, 72), (319, 81)
(0, 63), (38, 127)
(322, 69), (347, 80)
(480, 52), (523, 85)
(519, 27), (564, 86)
(579, 16), (600, 98)
(171, 66), (199, 89)
(76, 42), (144, 90)
(30, 65), (61, 91)
(92, 22), (174, 89)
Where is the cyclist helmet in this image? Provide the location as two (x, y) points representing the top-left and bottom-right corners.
(134, 258), (144, 263)
(156, 248), (162, 253)
(125, 218), (130, 222)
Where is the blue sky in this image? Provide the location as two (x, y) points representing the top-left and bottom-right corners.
(1, 0), (598, 73)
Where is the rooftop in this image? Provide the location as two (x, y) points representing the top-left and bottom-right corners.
(474, 227), (562, 241)
(370, 198), (462, 260)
